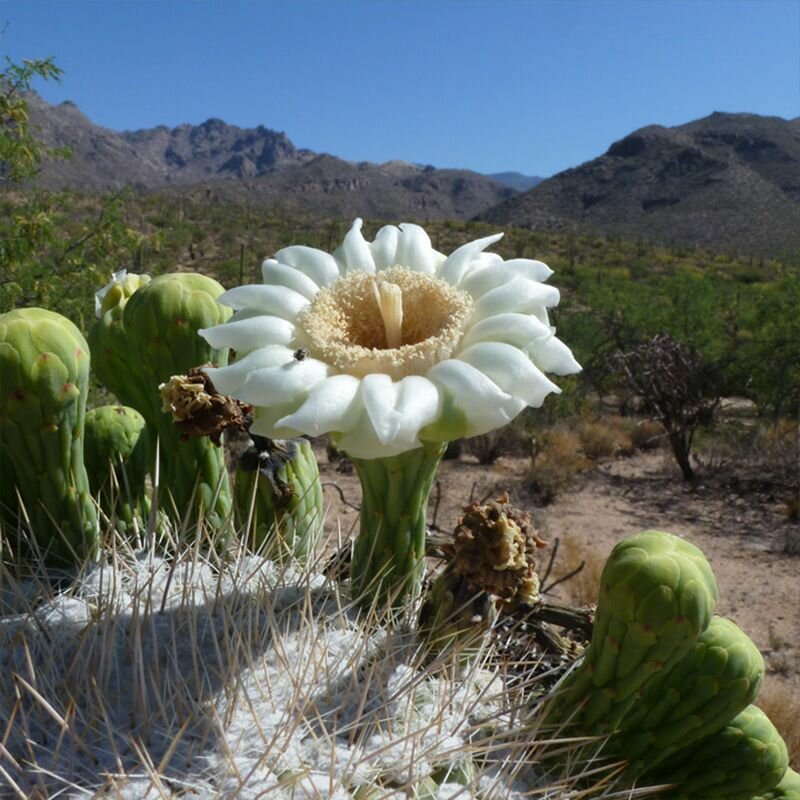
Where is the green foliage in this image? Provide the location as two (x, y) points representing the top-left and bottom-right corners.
(0, 56), (64, 181)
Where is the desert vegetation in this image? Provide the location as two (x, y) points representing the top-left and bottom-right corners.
(2, 57), (798, 799)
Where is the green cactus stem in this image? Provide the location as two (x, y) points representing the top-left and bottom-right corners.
(234, 435), (324, 564)
(0, 308), (99, 564)
(543, 530), (719, 733)
(84, 405), (150, 536)
(646, 704), (789, 800)
(349, 441), (446, 610)
(612, 614), (764, 778)
(92, 272), (233, 533)
(752, 768), (800, 800)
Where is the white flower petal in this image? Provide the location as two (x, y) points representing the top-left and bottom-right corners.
(460, 259), (552, 299)
(503, 258), (553, 282)
(436, 233), (504, 286)
(217, 285), (309, 321)
(471, 277), (560, 323)
(423, 359), (525, 440)
(261, 259), (321, 299)
(250, 402), (301, 440)
(336, 218), (376, 274)
(238, 358), (330, 406)
(361, 374), (403, 446)
(199, 316), (295, 352)
(396, 223), (436, 273)
(370, 225), (400, 269)
(460, 312), (552, 350)
(457, 342), (560, 407)
(335, 418), (400, 460)
(394, 375), (441, 443)
(273, 245), (342, 287)
(276, 374), (362, 436)
(528, 335), (582, 375)
(204, 346), (294, 395)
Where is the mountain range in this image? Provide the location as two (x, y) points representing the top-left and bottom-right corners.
(20, 93), (800, 255)
(481, 112), (800, 255)
(23, 93), (521, 221)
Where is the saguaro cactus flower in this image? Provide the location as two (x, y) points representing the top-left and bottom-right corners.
(201, 219), (579, 606)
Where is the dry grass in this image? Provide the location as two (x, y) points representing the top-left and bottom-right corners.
(757, 677), (800, 767)
(548, 534), (604, 609)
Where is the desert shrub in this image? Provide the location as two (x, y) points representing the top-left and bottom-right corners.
(576, 416), (635, 460)
(630, 419), (666, 450)
(615, 334), (721, 481)
(528, 429), (591, 504)
(463, 424), (532, 464)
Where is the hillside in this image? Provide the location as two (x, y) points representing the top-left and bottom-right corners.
(478, 112), (800, 255)
(23, 93), (514, 220)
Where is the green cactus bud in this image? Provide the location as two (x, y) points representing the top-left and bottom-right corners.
(612, 615), (764, 778)
(234, 436), (323, 564)
(544, 530), (718, 732)
(89, 270), (153, 416)
(84, 405), (150, 534)
(92, 272), (233, 533)
(0, 308), (99, 564)
(646, 704), (789, 800)
(752, 768), (800, 800)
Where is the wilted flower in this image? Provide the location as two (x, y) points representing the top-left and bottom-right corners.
(200, 219), (580, 460)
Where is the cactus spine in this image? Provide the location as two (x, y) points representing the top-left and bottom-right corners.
(0, 308), (99, 563)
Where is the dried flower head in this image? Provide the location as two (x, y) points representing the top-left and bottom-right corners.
(445, 492), (547, 609)
(159, 367), (252, 444)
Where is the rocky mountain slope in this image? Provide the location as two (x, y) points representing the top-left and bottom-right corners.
(479, 112), (800, 255)
(23, 93), (514, 220)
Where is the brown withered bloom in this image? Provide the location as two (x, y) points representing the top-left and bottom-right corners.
(159, 366), (252, 445)
(444, 492), (547, 610)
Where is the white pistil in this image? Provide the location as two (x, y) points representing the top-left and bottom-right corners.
(372, 279), (404, 349)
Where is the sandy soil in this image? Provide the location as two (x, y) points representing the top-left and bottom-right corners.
(316, 443), (800, 697)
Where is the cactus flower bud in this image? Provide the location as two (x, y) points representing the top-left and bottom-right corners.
(234, 435), (323, 564)
(84, 405), (150, 535)
(0, 308), (99, 563)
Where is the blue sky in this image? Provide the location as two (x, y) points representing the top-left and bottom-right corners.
(2, 0), (798, 177)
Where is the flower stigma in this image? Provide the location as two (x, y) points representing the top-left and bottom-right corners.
(298, 266), (473, 381)
(372, 279), (403, 350)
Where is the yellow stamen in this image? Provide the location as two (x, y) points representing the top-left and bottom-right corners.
(372, 279), (404, 349)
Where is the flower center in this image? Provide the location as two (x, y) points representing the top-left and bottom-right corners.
(299, 267), (473, 380)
